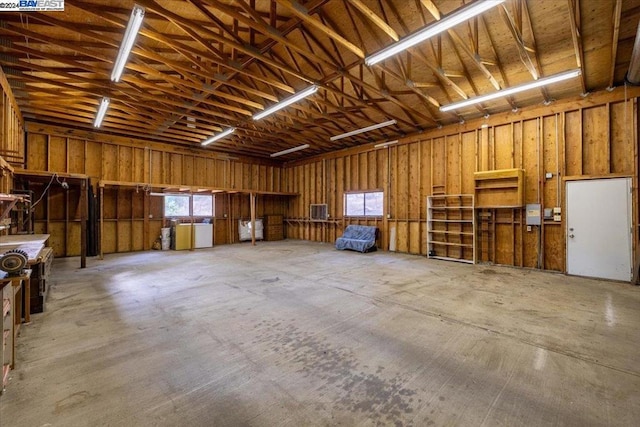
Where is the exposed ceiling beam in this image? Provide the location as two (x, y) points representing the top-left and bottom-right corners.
(276, 0), (365, 59)
(567, 0), (586, 94)
(609, 0), (623, 89)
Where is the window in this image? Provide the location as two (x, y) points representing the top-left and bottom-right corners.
(163, 194), (215, 217)
(164, 195), (190, 217)
(344, 191), (383, 217)
(193, 194), (213, 216)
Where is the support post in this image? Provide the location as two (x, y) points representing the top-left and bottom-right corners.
(80, 179), (87, 268)
(99, 185), (104, 260)
(250, 192), (256, 246)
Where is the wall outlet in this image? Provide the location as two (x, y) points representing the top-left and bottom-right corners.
(527, 225), (532, 232)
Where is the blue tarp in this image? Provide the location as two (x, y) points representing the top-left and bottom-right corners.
(335, 225), (377, 253)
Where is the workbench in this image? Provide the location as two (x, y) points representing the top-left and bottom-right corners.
(0, 234), (53, 313)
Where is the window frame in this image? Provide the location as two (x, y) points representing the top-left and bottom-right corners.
(343, 190), (384, 218)
(192, 194), (214, 217)
(163, 193), (215, 218)
(163, 194), (191, 218)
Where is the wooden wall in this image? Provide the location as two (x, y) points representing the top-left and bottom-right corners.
(0, 67), (24, 230)
(24, 124), (287, 257)
(284, 88), (638, 272)
(16, 86), (640, 272)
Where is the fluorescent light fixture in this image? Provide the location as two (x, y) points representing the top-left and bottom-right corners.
(253, 85), (318, 121)
(93, 97), (110, 128)
(440, 69), (582, 112)
(201, 127), (235, 146)
(331, 119), (397, 141)
(111, 5), (145, 82)
(149, 192), (166, 197)
(270, 144), (310, 158)
(365, 0), (504, 66)
(374, 140), (398, 149)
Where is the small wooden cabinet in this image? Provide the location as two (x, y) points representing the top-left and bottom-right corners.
(1, 271), (32, 393)
(263, 215), (284, 241)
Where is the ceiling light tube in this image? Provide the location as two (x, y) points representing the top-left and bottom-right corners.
(93, 97), (110, 128)
(111, 5), (145, 82)
(331, 119), (397, 141)
(440, 69), (582, 112)
(201, 127), (235, 146)
(365, 0), (504, 66)
(270, 144), (310, 158)
(149, 192), (166, 197)
(253, 85), (318, 121)
(374, 140), (398, 149)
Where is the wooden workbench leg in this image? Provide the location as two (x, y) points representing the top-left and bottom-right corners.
(24, 276), (30, 323)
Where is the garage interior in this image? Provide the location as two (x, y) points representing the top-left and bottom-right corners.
(0, 0), (639, 425)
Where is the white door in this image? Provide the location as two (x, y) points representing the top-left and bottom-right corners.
(566, 178), (632, 281)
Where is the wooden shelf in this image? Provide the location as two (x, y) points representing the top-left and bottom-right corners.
(429, 206), (474, 210)
(427, 194), (475, 264)
(429, 241), (473, 248)
(430, 255), (475, 264)
(0, 193), (25, 224)
(474, 183), (518, 190)
(474, 169), (525, 208)
(429, 230), (474, 236)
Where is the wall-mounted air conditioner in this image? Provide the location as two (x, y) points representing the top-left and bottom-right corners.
(310, 204), (328, 221)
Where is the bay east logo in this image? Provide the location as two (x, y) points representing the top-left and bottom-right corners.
(0, 0), (64, 11)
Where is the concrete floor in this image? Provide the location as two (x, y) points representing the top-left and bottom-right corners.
(0, 240), (639, 426)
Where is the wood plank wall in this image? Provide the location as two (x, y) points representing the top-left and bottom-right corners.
(0, 67), (24, 196)
(24, 124), (286, 257)
(284, 88), (638, 272)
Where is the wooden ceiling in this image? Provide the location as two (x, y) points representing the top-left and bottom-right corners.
(1, 0), (639, 160)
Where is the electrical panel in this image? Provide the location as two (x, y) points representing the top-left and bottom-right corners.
(526, 203), (541, 225)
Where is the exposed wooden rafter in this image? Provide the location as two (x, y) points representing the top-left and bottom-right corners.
(0, 0), (634, 160)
